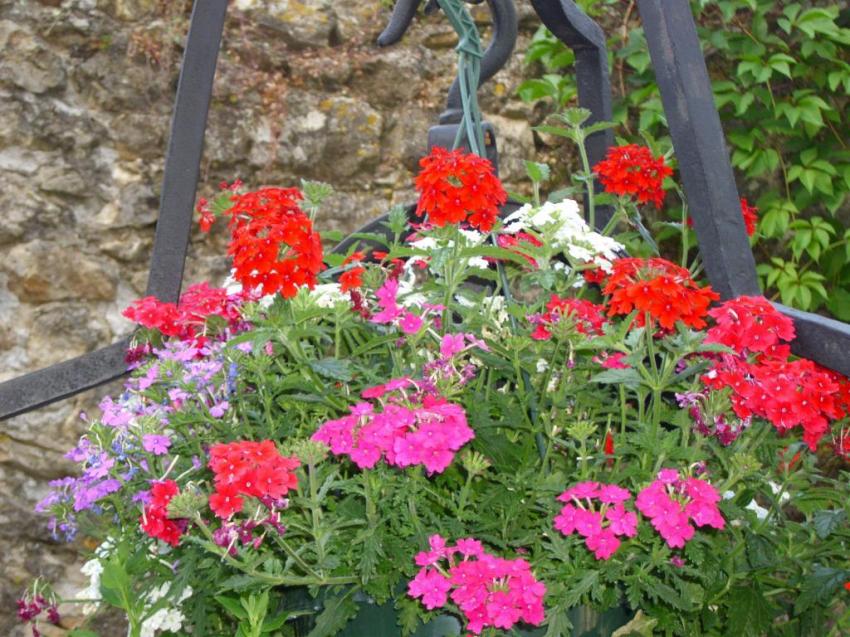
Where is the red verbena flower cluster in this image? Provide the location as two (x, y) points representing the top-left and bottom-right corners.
(706, 356), (848, 450)
(705, 295), (794, 356)
(312, 378), (473, 474)
(123, 282), (244, 339)
(702, 296), (850, 450)
(339, 251), (366, 292)
(218, 187), (324, 298)
(530, 295), (607, 340)
(594, 144), (672, 208)
(414, 147), (507, 232)
(602, 257), (719, 330)
(635, 469), (724, 549)
(208, 440), (300, 519)
(140, 480), (186, 546)
(408, 534), (546, 635)
(554, 482), (638, 560)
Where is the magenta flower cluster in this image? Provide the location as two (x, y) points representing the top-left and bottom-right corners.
(16, 593), (59, 637)
(635, 469), (725, 548)
(408, 534), (546, 635)
(553, 482), (638, 560)
(311, 378), (473, 474)
(370, 278), (425, 334)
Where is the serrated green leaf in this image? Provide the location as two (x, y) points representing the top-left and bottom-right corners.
(795, 565), (847, 615)
(544, 606), (574, 637)
(812, 509), (847, 539)
(309, 358), (353, 382)
(563, 571), (599, 607)
(307, 593), (358, 637)
(525, 160), (551, 183)
(591, 368), (643, 389)
(533, 124), (574, 138)
(727, 584), (773, 636)
(216, 596), (249, 620)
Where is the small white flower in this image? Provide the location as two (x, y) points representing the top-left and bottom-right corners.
(455, 294), (476, 308)
(502, 199), (623, 274)
(310, 283), (347, 308)
(397, 275), (427, 307)
(409, 236), (438, 252)
(536, 359), (549, 373)
(140, 584), (193, 637)
(746, 500), (770, 520)
(768, 481), (791, 503)
(481, 296), (509, 327)
(222, 271), (243, 296)
(724, 490), (770, 521)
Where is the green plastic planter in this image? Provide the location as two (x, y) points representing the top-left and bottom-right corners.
(285, 589), (630, 636)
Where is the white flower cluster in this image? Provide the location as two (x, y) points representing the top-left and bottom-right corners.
(408, 228), (490, 271)
(74, 540), (191, 635)
(223, 270), (277, 309)
(74, 538), (116, 615)
(308, 283), (348, 308)
(502, 199), (623, 272)
(76, 558), (104, 616)
(723, 482), (789, 524)
(140, 583), (193, 637)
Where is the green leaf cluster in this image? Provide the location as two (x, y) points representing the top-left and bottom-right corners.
(519, 0), (850, 316)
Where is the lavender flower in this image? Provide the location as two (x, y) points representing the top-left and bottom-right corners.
(209, 401), (230, 418)
(142, 434), (172, 456)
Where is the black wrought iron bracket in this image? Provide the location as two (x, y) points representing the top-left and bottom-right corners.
(0, 0), (228, 420)
(529, 0), (613, 227)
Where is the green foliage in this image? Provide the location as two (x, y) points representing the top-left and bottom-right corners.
(519, 0), (850, 316)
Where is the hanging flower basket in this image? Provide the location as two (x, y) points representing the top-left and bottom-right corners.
(14, 1), (850, 636)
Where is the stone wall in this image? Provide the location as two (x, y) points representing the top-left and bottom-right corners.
(0, 0), (545, 633)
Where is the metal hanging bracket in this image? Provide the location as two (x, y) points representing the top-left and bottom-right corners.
(0, 0), (228, 420)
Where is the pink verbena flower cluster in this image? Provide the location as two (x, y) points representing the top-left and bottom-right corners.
(553, 482), (638, 560)
(311, 378), (473, 474)
(408, 534), (546, 635)
(635, 469), (724, 549)
(370, 278), (425, 335)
